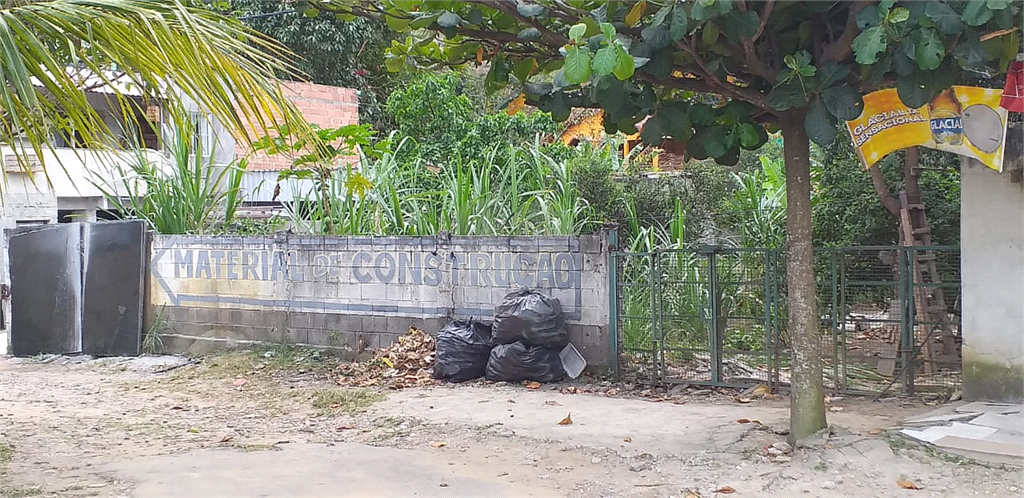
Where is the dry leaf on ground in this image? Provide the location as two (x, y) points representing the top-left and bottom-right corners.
(430, 441), (448, 448)
(544, 400), (562, 406)
(558, 413), (573, 425)
(715, 485), (736, 494)
(218, 435), (233, 443)
(525, 381), (542, 389)
(623, 437), (632, 443)
(334, 327), (437, 389)
(897, 480), (922, 490)
(737, 418), (751, 424)
(734, 397), (752, 404)
(684, 491), (701, 498)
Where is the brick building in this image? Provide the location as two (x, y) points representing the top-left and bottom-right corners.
(230, 81), (360, 205)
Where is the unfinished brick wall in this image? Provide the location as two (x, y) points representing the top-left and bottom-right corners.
(236, 81), (359, 172)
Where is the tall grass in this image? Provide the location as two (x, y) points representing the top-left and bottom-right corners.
(96, 121), (244, 234)
(282, 139), (589, 237)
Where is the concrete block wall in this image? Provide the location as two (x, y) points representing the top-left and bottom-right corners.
(149, 233), (613, 369)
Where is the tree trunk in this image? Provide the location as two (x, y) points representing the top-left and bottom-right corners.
(868, 164), (901, 217)
(903, 147), (921, 201)
(780, 111), (827, 443)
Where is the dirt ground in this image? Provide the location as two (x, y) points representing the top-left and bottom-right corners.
(0, 349), (1021, 498)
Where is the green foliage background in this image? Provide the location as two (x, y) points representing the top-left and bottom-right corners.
(232, 0), (402, 130)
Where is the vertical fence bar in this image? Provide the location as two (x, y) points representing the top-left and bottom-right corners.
(900, 248), (915, 394)
(607, 229), (619, 375)
(769, 248), (781, 389)
(707, 248), (722, 385)
(656, 252), (666, 381)
(762, 249), (774, 389)
(830, 250), (840, 391)
(649, 251), (659, 383)
(838, 250), (849, 391)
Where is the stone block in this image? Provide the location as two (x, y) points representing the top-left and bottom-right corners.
(160, 334), (225, 355)
(386, 315), (417, 334)
(192, 307), (220, 325)
(508, 236), (539, 252)
(166, 306), (190, 322)
(538, 236), (571, 250)
(360, 284), (388, 301)
(379, 333), (402, 349)
(415, 317), (443, 334)
(570, 339), (610, 370)
(385, 284), (413, 302)
(372, 304), (399, 313)
(323, 313), (361, 333)
(308, 313), (327, 330)
(580, 235), (603, 254)
(361, 315), (388, 333)
(284, 327), (308, 344)
(318, 238), (347, 251)
(308, 329), (351, 347)
(288, 313), (310, 328)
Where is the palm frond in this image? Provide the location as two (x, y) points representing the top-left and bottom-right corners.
(0, 0), (309, 173)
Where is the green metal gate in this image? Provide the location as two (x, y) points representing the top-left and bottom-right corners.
(610, 242), (961, 395)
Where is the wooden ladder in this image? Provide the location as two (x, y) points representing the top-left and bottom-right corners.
(898, 192), (957, 375)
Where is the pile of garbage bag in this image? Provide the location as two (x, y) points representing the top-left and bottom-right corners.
(431, 288), (579, 383)
(432, 319), (493, 383)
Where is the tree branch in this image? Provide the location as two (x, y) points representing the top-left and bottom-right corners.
(868, 163), (901, 217)
(822, 1), (873, 62)
(740, 7), (778, 85)
(637, 72), (719, 94)
(480, 0), (569, 47)
(453, 26), (532, 46)
(547, 1), (583, 23)
(676, 40), (771, 109)
(752, 0), (774, 42)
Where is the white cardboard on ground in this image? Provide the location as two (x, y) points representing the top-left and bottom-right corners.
(954, 402), (1022, 415)
(970, 412), (1024, 434)
(901, 422), (998, 444)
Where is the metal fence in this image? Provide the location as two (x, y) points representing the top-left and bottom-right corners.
(612, 245), (961, 395)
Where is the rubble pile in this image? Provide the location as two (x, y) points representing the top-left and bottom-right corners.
(335, 327), (438, 389)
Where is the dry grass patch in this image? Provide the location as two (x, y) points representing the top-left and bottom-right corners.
(310, 389), (385, 415)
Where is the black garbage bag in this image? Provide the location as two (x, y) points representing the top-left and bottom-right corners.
(492, 289), (568, 349)
(485, 342), (566, 383)
(432, 319), (493, 382)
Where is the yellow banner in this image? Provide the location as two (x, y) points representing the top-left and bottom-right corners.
(846, 86), (1008, 172)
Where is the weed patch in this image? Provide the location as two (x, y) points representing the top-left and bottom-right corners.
(310, 389), (385, 415)
(0, 486), (42, 498)
(0, 443), (14, 465)
(168, 345), (342, 383)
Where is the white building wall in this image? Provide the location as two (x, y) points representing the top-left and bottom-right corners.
(960, 157), (1024, 402)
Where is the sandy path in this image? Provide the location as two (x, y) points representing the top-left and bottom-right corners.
(0, 354), (1020, 497)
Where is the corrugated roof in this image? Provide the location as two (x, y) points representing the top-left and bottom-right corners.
(30, 67), (154, 97)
